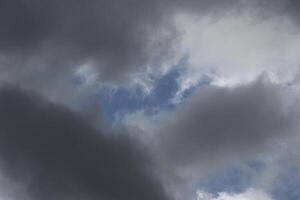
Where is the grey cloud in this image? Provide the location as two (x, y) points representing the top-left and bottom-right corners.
(0, 0), (279, 99)
(158, 79), (299, 169)
(1, 0), (300, 199)
(0, 0), (176, 87)
(0, 86), (169, 200)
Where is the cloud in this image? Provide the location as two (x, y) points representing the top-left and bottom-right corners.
(154, 78), (299, 176)
(174, 7), (300, 98)
(2, 1), (300, 199)
(116, 78), (300, 199)
(0, 86), (169, 200)
(0, 0), (181, 101)
(196, 188), (273, 200)
(0, 0), (292, 100)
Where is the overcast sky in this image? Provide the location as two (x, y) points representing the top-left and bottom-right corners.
(0, 0), (300, 200)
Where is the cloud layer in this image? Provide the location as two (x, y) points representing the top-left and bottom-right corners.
(0, 87), (169, 200)
(1, 0), (300, 199)
(162, 79), (295, 162)
(1, 0), (299, 98)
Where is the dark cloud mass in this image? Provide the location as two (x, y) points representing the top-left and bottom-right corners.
(1, 0), (300, 198)
(0, 87), (169, 200)
(0, 0), (176, 88)
(158, 79), (299, 169)
(0, 0), (288, 97)
(0, 0), (241, 100)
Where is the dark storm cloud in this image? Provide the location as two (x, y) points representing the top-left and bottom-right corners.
(0, 0), (273, 98)
(271, 0), (300, 22)
(0, 0), (297, 85)
(0, 0), (176, 86)
(0, 86), (169, 200)
(158, 78), (299, 168)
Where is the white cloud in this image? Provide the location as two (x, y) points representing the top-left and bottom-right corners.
(196, 189), (273, 200)
(174, 9), (300, 100)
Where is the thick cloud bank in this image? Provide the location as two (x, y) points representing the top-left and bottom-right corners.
(157, 79), (299, 171)
(0, 0), (176, 92)
(1, 0), (300, 199)
(0, 87), (168, 200)
(1, 0), (299, 98)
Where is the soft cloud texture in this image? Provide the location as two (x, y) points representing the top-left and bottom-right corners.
(1, 0), (298, 100)
(174, 8), (300, 99)
(0, 87), (169, 200)
(1, 0), (300, 199)
(158, 78), (298, 167)
(196, 189), (273, 200)
(118, 78), (298, 190)
(118, 78), (300, 200)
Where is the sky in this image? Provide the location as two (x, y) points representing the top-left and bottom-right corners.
(0, 0), (300, 200)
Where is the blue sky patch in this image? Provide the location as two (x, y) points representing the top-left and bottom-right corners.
(196, 160), (265, 195)
(271, 166), (300, 200)
(98, 68), (182, 122)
